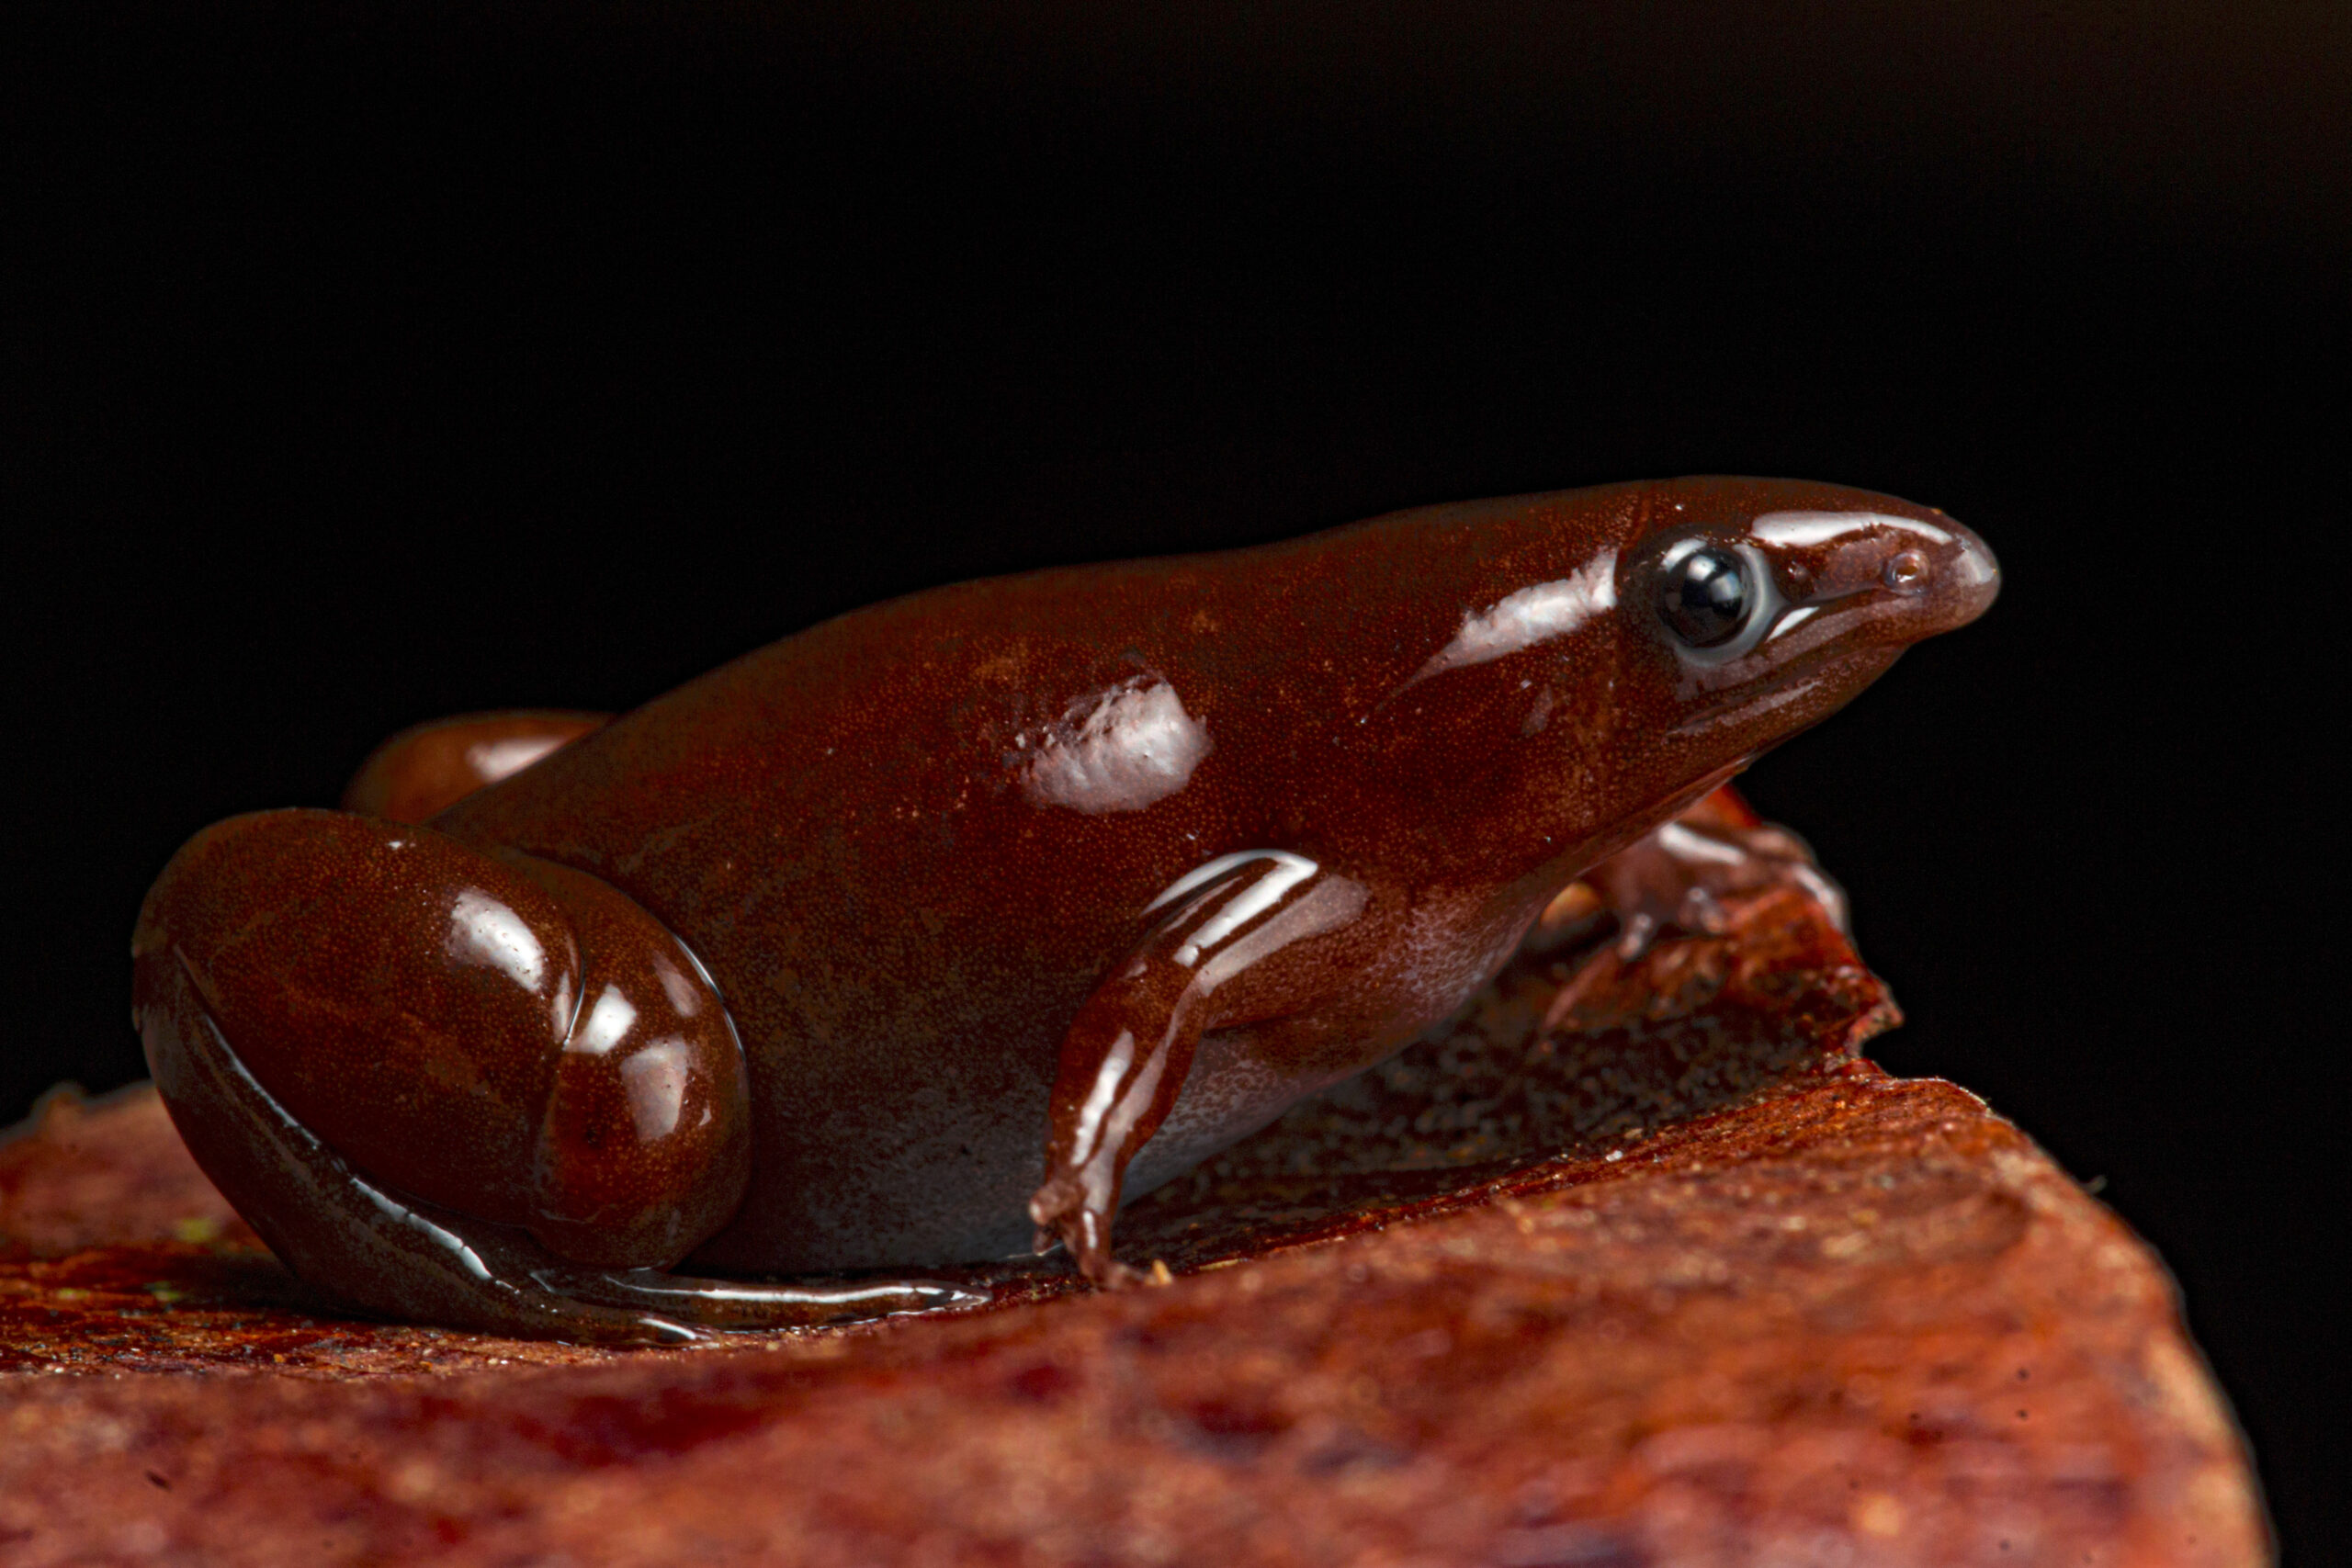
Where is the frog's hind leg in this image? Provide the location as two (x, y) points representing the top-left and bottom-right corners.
(342, 709), (611, 823)
(134, 809), (983, 1344)
(141, 953), (979, 1341)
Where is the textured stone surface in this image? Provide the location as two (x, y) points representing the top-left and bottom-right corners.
(0, 853), (2267, 1565)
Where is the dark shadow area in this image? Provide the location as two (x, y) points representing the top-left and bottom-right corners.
(0, 842), (1902, 1342)
(1116, 871), (1894, 1267)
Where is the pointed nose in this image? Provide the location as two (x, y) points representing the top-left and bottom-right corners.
(1934, 520), (2001, 628)
(1871, 514), (1998, 635)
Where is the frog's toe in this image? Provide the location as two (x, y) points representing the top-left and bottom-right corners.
(540, 1268), (989, 1330)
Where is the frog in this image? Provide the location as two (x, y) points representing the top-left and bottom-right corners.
(131, 477), (1997, 1340)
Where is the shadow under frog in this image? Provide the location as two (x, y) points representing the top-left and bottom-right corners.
(131, 477), (1996, 1341)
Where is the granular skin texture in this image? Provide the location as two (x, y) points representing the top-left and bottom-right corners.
(1, 881), (2267, 1565)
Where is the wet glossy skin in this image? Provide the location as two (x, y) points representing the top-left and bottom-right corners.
(131, 477), (1996, 1339)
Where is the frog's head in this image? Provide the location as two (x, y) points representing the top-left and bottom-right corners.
(1609, 475), (2000, 789)
(1355, 476), (1997, 880)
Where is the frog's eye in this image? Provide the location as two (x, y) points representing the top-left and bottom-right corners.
(1657, 547), (1753, 649)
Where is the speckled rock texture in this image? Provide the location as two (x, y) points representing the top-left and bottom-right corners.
(2, 869), (2267, 1565)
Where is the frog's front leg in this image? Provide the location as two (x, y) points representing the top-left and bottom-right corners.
(1534, 784), (1849, 962)
(1027, 852), (1369, 1285)
(133, 810), (980, 1343)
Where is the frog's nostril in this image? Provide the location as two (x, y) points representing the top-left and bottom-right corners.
(1882, 549), (1931, 592)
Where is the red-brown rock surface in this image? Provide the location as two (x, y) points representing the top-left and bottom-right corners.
(1, 840), (2267, 1565)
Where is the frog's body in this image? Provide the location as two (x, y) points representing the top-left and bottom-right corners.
(133, 478), (1996, 1339)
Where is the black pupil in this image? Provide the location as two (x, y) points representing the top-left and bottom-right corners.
(1660, 548), (1750, 648)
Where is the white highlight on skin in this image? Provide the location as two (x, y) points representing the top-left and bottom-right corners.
(1078, 1040), (1170, 1218)
(1167, 852), (1319, 967)
(463, 734), (571, 784)
(445, 890), (548, 993)
(549, 972), (577, 1044)
(570, 985), (638, 1056)
(1766, 604), (1818, 641)
(1415, 547), (1617, 680)
(360, 1182), (495, 1282)
(649, 951), (702, 1017)
(1022, 676), (1212, 814)
(1146, 848), (1315, 914)
(1145, 851), (1359, 979)
(1656, 822), (1749, 866)
(1194, 875), (1365, 992)
(608, 1276), (929, 1306)
(1069, 1029), (1136, 1168)
(1751, 511), (1953, 548)
(619, 1040), (692, 1141)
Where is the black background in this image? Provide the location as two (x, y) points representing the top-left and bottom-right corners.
(6, 1), (2345, 1554)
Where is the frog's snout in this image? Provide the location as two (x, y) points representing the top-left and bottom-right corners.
(1952, 524), (1999, 598)
(1746, 505), (2000, 648)
(1883, 517), (1999, 635)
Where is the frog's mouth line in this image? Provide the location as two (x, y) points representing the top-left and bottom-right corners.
(1665, 670), (1840, 740)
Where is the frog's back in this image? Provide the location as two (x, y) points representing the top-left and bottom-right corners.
(426, 491), (1630, 1268)
(429, 576), (1202, 1267)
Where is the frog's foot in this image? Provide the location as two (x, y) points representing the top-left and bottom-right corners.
(133, 809), (983, 1343)
(1535, 786), (1849, 965)
(1026, 1175), (1148, 1290)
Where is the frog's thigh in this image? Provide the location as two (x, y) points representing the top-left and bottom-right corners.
(143, 955), (971, 1339)
(135, 809), (978, 1342)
